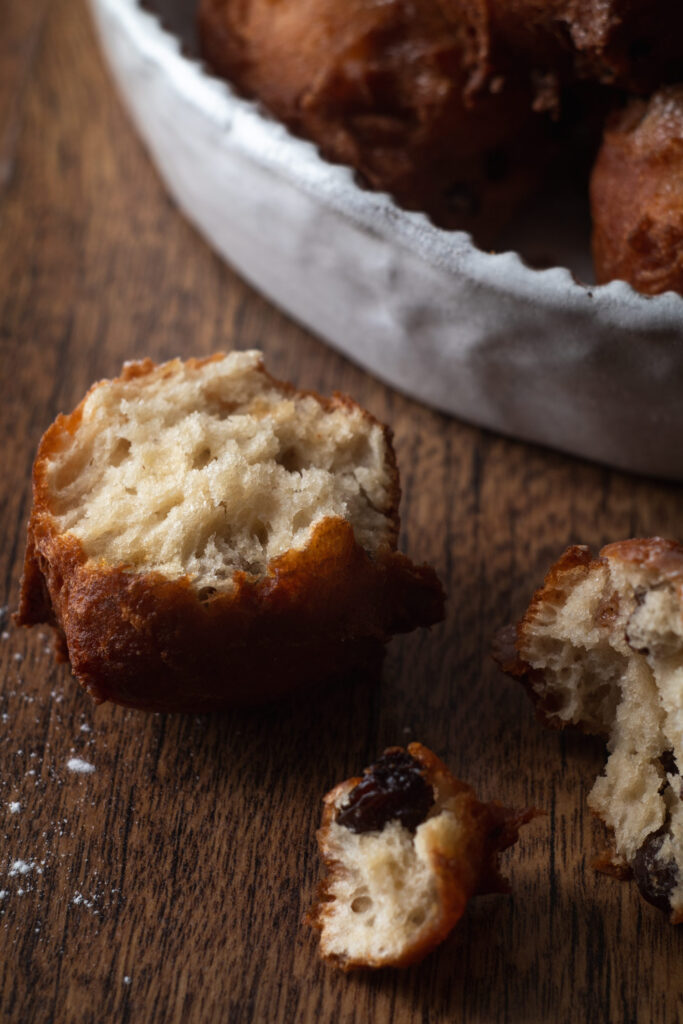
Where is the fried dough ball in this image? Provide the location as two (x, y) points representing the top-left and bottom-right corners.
(496, 539), (683, 922)
(487, 0), (683, 94)
(590, 86), (683, 296)
(198, 0), (683, 260)
(198, 0), (553, 242)
(307, 743), (536, 968)
(566, 0), (683, 92)
(15, 351), (445, 711)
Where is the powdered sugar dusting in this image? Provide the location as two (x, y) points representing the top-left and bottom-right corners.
(66, 757), (96, 774)
(0, 632), (135, 934)
(8, 860), (41, 877)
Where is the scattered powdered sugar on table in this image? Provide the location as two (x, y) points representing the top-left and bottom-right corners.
(72, 892), (97, 911)
(1, 851), (123, 920)
(66, 757), (96, 774)
(0, 673), (129, 932)
(8, 860), (41, 877)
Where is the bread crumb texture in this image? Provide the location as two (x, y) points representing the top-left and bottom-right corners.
(319, 810), (466, 965)
(47, 351), (394, 590)
(507, 539), (683, 921)
(308, 744), (534, 968)
(16, 352), (444, 709)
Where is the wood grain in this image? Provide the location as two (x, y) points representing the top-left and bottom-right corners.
(2, 2), (683, 1022)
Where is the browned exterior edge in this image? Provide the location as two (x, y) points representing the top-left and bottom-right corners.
(15, 354), (445, 711)
(306, 742), (537, 970)
(495, 536), (683, 920)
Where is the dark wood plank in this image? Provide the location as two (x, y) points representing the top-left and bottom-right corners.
(2, 2), (683, 1022)
(0, 0), (51, 192)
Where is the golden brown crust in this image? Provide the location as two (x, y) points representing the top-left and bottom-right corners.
(307, 742), (536, 970)
(576, 1), (683, 92)
(493, 545), (598, 730)
(198, 0), (683, 246)
(593, 845), (633, 881)
(198, 0), (554, 241)
(496, 538), (683, 730)
(498, 537), (683, 920)
(402, 744), (533, 903)
(15, 355), (445, 711)
(591, 87), (683, 297)
(600, 536), (683, 579)
(487, 0), (683, 92)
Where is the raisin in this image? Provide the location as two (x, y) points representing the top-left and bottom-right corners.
(660, 750), (679, 776)
(336, 749), (434, 834)
(631, 827), (679, 914)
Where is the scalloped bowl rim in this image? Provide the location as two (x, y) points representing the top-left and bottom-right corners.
(110, 0), (683, 330)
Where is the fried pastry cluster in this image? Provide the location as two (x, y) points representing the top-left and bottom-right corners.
(199, 0), (683, 294)
(199, 0), (551, 246)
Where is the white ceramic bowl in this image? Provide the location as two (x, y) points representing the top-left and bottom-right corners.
(88, 0), (683, 479)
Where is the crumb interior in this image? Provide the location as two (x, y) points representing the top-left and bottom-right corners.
(522, 563), (623, 734)
(521, 556), (683, 911)
(46, 351), (395, 591)
(319, 790), (464, 964)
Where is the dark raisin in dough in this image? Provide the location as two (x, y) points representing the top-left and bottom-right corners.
(632, 827), (679, 914)
(659, 750), (678, 777)
(336, 749), (434, 834)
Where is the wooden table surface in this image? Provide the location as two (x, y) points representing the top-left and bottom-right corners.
(3, 2), (683, 1021)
